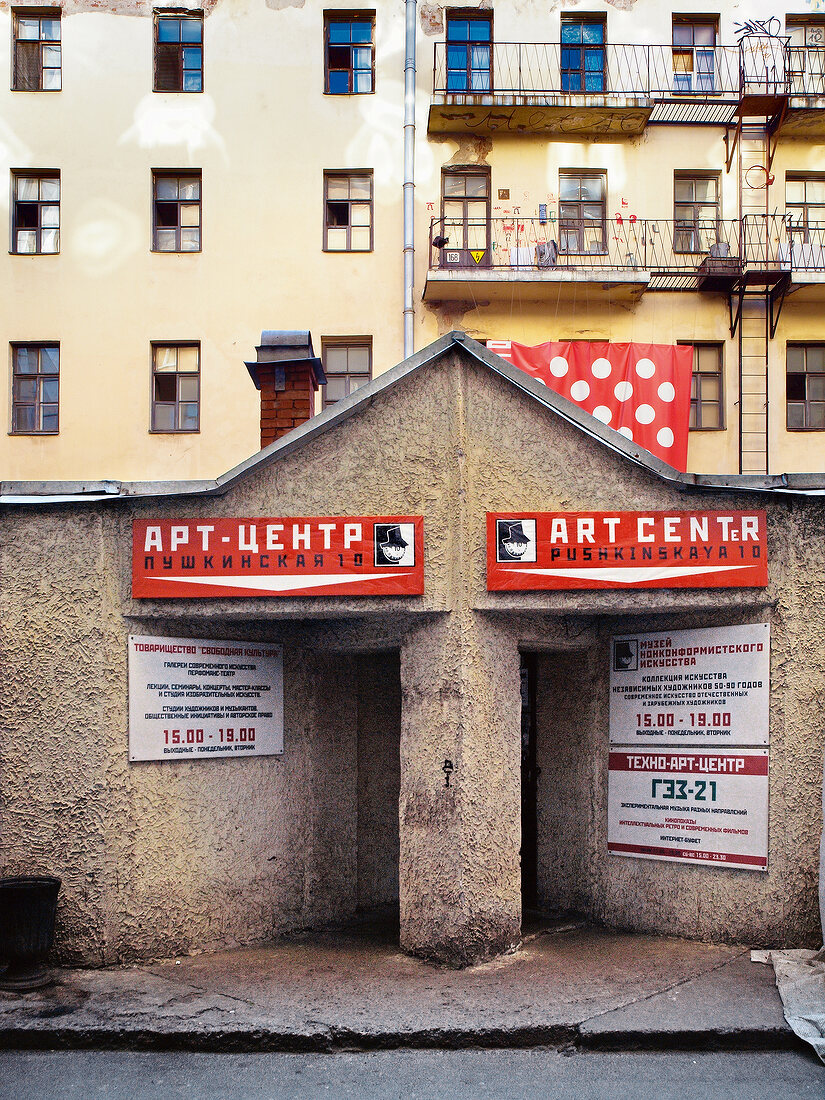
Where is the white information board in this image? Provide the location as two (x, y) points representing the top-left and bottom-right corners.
(610, 624), (769, 746)
(128, 635), (284, 761)
(608, 749), (768, 871)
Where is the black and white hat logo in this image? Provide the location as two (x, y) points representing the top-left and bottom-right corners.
(613, 639), (638, 672)
(496, 518), (537, 563)
(374, 523), (415, 567)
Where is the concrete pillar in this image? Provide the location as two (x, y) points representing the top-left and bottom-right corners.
(399, 612), (522, 967)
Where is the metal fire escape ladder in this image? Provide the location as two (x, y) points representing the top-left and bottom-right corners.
(733, 121), (771, 475)
(725, 44), (790, 476)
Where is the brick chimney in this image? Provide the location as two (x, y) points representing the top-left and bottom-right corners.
(245, 331), (326, 449)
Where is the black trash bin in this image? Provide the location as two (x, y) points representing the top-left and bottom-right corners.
(0, 876), (61, 991)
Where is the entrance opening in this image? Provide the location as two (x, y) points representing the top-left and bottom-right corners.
(521, 651), (590, 930)
(354, 651), (401, 942)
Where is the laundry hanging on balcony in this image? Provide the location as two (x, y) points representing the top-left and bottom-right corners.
(486, 340), (693, 471)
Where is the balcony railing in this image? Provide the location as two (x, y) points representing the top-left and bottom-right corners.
(741, 215), (825, 271)
(787, 46), (825, 97)
(433, 42), (742, 100)
(432, 39), (825, 110)
(427, 215), (825, 281)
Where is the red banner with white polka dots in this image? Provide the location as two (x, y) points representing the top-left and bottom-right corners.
(486, 340), (693, 471)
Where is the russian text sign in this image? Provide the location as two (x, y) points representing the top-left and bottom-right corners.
(486, 511), (768, 590)
(132, 517), (424, 598)
(608, 750), (768, 870)
(610, 624), (770, 746)
(128, 635), (284, 761)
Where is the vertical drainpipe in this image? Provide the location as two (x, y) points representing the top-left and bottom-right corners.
(403, 0), (417, 359)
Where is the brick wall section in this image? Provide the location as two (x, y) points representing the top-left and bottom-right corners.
(259, 360), (316, 448)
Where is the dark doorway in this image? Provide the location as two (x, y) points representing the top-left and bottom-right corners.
(520, 653), (538, 912)
(355, 652), (401, 940)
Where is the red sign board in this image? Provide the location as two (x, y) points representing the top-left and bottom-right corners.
(487, 511), (768, 591)
(132, 517), (424, 598)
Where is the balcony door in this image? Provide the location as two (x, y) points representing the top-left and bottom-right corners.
(558, 172), (606, 255)
(787, 20), (825, 96)
(672, 18), (717, 94)
(560, 16), (606, 94)
(674, 173), (720, 253)
(446, 12), (492, 93)
(440, 169), (491, 268)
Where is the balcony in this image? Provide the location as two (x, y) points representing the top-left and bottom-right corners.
(423, 217), (740, 303)
(428, 40), (825, 136)
(783, 45), (825, 135)
(428, 42), (740, 135)
(740, 215), (825, 304)
(423, 215), (825, 305)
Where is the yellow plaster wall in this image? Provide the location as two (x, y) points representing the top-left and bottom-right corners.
(0, 0), (823, 481)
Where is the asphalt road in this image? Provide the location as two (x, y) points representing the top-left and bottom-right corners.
(0, 1049), (822, 1099)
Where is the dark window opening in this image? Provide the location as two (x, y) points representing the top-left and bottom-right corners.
(11, 171), (60, 254)
(154, 13), (203, 92)
(325, 13), (374, 94)
(321, 338), (372, 408)
(11, 343), (59, 434)
(787, 344), (825, 430)
(683, 342), (724, 430)
(13, 10), (61, 91)
(151, 343), (200, 432)
(323, 172), (373, 251)
(152, 172), (201, 252)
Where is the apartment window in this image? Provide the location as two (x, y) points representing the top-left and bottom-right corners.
(440, 168), (490, 266)
(10, 344), (59, 434)
(785, 175), (825, 242)
(12, 10), (61, 90)
(325, 13), (374, 93)
(446, 11), (492, 92)
(154, 12), (203, 92)
(323, 172), (373, 251)
(560, 16), (605, 94)
(11, 171), (59, 254)
(674, 173), (720, 253)
(684, 343), (724, 430)
(558, 171), (606, 253)
(787, 344), (825, 430)
(151, 344), (200, 431)
(672, 18), (717, 93)
(152, 172), (201, 251)
(321, 339), (371, 408)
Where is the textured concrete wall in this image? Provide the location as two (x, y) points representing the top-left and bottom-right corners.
(1, 345), (824, 967)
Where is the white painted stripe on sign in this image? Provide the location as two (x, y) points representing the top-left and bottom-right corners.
(511, 565), (750, 584)
(151, 573), (411, 593)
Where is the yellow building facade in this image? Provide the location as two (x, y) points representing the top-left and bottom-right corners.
(2, 0), (825, 482)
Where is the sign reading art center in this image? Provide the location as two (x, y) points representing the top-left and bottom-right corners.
(486, 511), (768, 590)
(607, 750), (769, 871)
(132, 517), (423, 598)
(610, 624), (770, 747)
(128, 635), (284, 761)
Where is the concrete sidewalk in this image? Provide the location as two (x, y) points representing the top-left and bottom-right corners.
(0, 920), (797, 1053)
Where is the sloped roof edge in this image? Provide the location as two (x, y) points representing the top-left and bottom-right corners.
(2, 332), (825, 505)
